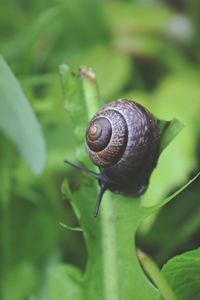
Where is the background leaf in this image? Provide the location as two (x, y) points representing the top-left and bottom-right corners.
(0, 56), (46, 175)
(161, 248), (200, 300)
(158, 118), (184, 154)
(47, 265), (83, 300)
(2, 262), (37, 300)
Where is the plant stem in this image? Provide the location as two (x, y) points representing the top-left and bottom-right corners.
(101, 192), (120, 300)
(137, 249), (177, 300)
(80, 67), (159, 300)
(80, 66), (100, 120)
(81, 67), (119, 300)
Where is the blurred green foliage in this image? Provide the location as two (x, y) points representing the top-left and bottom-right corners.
(0, 0), (200, 299)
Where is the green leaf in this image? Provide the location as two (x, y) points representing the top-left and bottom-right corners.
(62, 180), (159, 300)
(140, 183), (200, 266)
(138, 250), (177, 300)
(158, 118), (184, 154)
(149, 171), (200, 211)
(47, 264), (83, 300)
(59, 64), (87, 143)
(0, 56), (46, 175)
(161, 248), (200, 300)
(2, 262), (37, 300)
(59, 64), (104, 166)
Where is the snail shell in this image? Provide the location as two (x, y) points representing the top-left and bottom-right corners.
(85, 99), (160, 196)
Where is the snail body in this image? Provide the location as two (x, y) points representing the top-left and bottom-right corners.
(86, 99), (160, 197)
(65, 99), (160, 216)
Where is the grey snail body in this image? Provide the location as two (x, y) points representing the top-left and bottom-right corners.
(65, 99), (160, 217)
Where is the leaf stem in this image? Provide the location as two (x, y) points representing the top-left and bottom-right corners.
(137, 249), (177, 300)
(80, 67), (120, 300)
(80, 66), (100, 120)
(101, 193), (120, 300)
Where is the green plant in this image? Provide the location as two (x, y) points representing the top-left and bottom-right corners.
(46, 65), (199, 300)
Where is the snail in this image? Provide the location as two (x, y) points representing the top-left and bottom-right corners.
(65, 99), (160, 217)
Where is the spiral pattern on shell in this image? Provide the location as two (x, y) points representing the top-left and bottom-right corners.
(86, 99), (160, 195)
(86, 108), (128, 167)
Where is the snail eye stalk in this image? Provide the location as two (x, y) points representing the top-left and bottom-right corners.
(93, 182), (107, 218)
(64, 160), (101, 180)
(64, 160), (107, 217)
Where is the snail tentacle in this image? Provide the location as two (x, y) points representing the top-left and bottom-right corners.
(64, 160), (102, 180)
(64, 159), (108, 217)
(93, 181), (107, 218)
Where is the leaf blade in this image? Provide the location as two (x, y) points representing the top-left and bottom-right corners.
(161, 248), (200, 300)
(158, 118), (184, 154)
(0, 56), (46, 175)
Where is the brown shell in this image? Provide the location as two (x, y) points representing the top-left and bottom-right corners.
(85, 99), (160, 196)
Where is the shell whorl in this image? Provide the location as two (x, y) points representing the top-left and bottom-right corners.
(86, 106), (128, 167)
